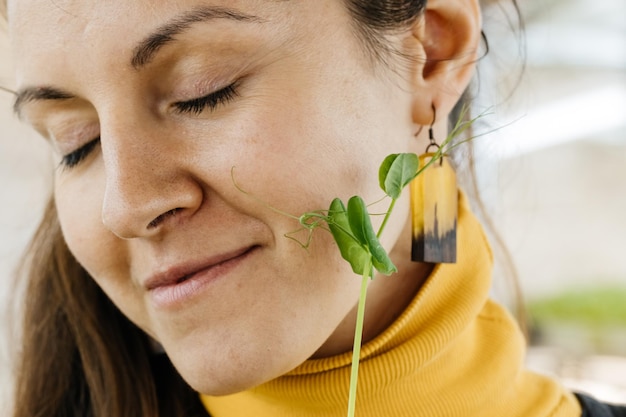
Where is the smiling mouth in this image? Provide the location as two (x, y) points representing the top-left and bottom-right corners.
(145, 245), (259, 309)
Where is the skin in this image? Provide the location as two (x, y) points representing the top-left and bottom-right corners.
(8, 0), (480, 396)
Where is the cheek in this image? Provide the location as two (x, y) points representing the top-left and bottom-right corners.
(54, 172), (107, 265)
(241, 88), (378, 198)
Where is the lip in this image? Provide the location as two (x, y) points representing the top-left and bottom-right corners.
(144, 245), (258, 309)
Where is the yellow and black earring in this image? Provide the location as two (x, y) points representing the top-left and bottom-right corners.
(410, 106), (458, 264)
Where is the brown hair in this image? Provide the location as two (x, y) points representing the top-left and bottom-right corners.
(6, 1), (524, 416)
(13, 199), (208, 416)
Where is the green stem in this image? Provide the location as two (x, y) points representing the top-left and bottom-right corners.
(347, 259), (371, 417)
(376, 198), (397, 240)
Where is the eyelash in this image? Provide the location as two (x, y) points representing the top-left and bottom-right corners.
(60, 137), (100, 169)
(173, 82), (239, 115)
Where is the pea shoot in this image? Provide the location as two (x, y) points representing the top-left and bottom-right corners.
(233, 106), (488, 417)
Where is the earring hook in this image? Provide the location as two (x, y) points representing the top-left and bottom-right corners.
(428, 103), (436, 143)
(425, 104), (441, 156)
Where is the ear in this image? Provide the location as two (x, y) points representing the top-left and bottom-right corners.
(408, 0), (482, 126)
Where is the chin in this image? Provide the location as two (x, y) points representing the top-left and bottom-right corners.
(175, 355), (292, 397)
(164, 331), (311, 396)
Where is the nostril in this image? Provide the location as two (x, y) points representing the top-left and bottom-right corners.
(147, 208), (181, 230)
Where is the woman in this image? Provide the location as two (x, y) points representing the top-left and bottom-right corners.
(4, 0), (624, 416)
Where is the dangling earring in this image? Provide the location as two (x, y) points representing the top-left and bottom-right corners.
(410, 105), (458, 263)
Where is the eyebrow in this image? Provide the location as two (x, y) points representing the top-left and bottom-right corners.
(131, 5), (261, 69)
(13, 5), (261, 116)
(13, 86), (74, 116)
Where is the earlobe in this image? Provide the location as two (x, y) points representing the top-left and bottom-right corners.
(410, 0), (482, 125)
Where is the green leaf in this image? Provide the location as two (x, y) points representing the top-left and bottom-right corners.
(378, 153), (419, 199)
(346, 196), (369, 246)
(378, 154), (399, 194)
(346, 196), (397, 276)
(327, 198), (371, 276)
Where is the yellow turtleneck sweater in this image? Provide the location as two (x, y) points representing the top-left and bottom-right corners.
(201, 192), (582, 417)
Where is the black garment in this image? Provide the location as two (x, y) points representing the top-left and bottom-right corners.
(576, 393), (626, 417)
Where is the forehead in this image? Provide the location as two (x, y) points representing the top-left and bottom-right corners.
(8, 0), (274, 29)
(7, 0), (296, 85)
(8, 0), (270, 48)
(9, 0), (162, 46)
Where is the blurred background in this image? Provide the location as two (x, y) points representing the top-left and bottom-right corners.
(1, 0), (625, 412)
(476, 0), (626, 403)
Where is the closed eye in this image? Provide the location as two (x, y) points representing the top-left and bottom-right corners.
(60, 137), (101, 169)
(173, 82), (239, 115)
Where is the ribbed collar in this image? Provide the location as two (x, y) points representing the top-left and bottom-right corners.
(201, 193), (581, 417)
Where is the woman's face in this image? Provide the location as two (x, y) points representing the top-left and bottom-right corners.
(10, 0), (421, 394)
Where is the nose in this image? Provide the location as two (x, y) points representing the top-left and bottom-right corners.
(100, 122), (203, 239)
